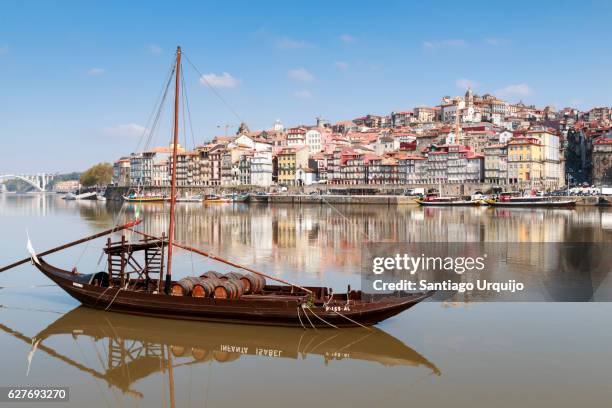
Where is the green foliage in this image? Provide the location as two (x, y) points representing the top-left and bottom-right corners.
(80, 163), (113, 187)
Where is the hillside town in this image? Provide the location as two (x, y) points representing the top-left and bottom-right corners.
(112, 89), (612, 192)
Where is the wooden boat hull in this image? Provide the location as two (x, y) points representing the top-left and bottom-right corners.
(204, 199), (232, 204)
(175, 198), (203, 203)
(34, 258), (432, 328)
(485, 199), (577, 207)
(415, 199), (481, 206)
(122, 196), (166, 203)
(231, 194), (250, 203)
(249, 194), (269, 203)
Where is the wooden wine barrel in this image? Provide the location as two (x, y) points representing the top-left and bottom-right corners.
(191, 278), (219, 298)
(238, 275), (253, 294)
(212, 281), (234, 299)
(239, 274), (259, 294)
(241, 273), (266, 294)
(213, 280), (244, 299)
(225, 272), (244, 281)
(201, 270), (223, 280)
(171, 277), (196, 296)
(227, 279), (245, 297)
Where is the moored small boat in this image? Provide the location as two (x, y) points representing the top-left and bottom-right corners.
(415, 194), (480, 206)
(30, 253), (433, 328)
(204, 194), (232, 204)
(249, 192), (269, 203)
(123, 194), (166, 203)
(175, 194), (203, 203)
(230, 193), (249, 203)
(485, 192), (577, 207)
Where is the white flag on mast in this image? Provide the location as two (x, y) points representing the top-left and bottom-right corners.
(26, 230), (40, 265)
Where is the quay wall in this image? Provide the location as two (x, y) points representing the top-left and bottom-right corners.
(105, 186), (602, 206)
(105, 186), (217, 201)
(574, 196), (600, 206)
(267, 195), (418, 205)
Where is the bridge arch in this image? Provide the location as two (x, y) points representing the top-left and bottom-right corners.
(0, 175), (45, 191)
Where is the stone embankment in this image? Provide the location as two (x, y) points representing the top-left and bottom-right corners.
(105, 186), (603, 206)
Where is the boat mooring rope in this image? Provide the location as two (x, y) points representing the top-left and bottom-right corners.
(303, 305), (338, 329)
(0, 284), (56, 289)
(0, 304), (64, 315)
(296, 306), (307, 330)
(93, 286), (114, 307)
(104, 287), (123, 311)
(301, 304), (317, 330)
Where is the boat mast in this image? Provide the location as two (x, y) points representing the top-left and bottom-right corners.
(165, 46), (181, 294)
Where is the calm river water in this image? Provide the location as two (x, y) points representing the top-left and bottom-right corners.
(1, 194), (612, 407)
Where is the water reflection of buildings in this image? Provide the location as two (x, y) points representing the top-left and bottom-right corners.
(3, 195), (612, 298)
(0, 306), (439, 404)
(8, 196), (604, 282)
(0, 193), (53, 217)
(106, 202), (612, 279)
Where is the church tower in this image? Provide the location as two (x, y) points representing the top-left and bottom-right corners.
(465, 87), (474, 108)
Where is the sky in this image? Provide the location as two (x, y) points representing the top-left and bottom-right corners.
(1, 0), (612, 172)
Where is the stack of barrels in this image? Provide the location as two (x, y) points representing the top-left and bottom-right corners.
(171, 270), (266, 299)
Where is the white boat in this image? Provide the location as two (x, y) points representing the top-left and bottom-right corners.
(175, 194), (203, 203)
(415, 194), (481, 206)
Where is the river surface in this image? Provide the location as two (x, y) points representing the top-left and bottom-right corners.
(1, 194), (612, 407)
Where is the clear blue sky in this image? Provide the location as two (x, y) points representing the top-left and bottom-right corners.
(1, 0), (611, 172)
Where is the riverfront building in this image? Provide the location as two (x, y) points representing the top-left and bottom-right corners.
(112, 91), (612, 190)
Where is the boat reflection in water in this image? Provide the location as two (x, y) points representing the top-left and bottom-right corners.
(1, 306), (439, 399)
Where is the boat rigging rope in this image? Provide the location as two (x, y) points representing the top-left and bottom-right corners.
(181, 69), (197, 150)
(183, 53), (244, 123)
(136, 59), (176, 154)
(73, 235), (91, 270)
(179, 69), (197, 277)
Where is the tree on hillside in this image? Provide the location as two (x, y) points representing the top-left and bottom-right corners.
(80, 163), (113, 187)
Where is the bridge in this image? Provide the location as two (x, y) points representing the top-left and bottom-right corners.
(0, 173), (57, 192)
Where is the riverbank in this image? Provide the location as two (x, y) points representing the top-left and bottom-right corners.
(267, 194), (418, 205)
(104, 187), (604, 206)
(105, 186), (419, 205)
